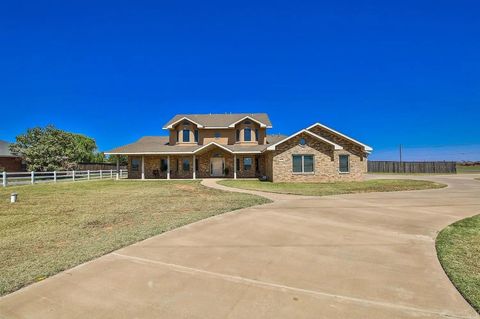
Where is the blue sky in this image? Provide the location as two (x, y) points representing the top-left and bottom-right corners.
(0, 1), (478, 160)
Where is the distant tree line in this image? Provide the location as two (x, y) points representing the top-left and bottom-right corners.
(9, 125), (127, 171)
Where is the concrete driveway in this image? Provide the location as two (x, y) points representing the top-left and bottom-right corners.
(1, 175), (479, 319)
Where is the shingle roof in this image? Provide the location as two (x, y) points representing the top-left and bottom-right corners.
(105, 134), (286, 155)
(0, 140), (17, 157)
(163, 113), (272, 129)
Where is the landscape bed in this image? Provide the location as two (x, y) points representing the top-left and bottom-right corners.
(0, 180), (270, 296)
(436, 214), (480, 313)
(218, 179), (446, 196)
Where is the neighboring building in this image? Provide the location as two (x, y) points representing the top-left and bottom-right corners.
(105, 113), (372, 182)
(0, 140), (24, 172)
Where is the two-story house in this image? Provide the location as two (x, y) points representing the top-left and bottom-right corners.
(105, 113), (372, 182)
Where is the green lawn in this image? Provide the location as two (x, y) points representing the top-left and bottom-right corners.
(457, 165), (480, 174)
(0, 180), (270, 296)
(436, 215), (480, 313)
(218, 179), (446, 196)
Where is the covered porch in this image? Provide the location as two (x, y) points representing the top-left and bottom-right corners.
(127, 145), (265, 180)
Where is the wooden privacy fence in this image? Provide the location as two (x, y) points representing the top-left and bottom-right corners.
(2, 169), (128, 187)
(76, 163), (127, 171)
(368, 161), (457, 174)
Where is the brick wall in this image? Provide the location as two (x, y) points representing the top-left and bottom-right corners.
(269, 132), (366, 182)
(0, 157), (23, 172)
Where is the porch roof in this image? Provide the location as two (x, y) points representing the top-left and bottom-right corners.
(104, 136), (285, 155)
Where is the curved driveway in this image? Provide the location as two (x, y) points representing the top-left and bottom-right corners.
(1, 175), (479, 318)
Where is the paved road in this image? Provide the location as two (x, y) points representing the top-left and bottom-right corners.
(1, 175), (479, 318)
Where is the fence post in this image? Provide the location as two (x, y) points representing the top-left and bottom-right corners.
(100, 170), (103, 179)
(2, 171), (6, 187)
(87, 170), (90, 180)
(54, 171), (57, 182)
(72, 170), (75, 182)
(110, 169), (113, 179)
(31, 171), (35, 184)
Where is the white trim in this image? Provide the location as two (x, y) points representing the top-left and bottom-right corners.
(227, 116), (270, 128)
(163, 117), (204, 129)
(194, 142), (233, 154)
(306, 122), (373, 152)
(266, 129), (343, 151)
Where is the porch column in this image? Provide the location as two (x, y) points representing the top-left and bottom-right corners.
(167, 155), (170, 180)
(116, 156), (119, 173)
(233, 154), (237, 179)
(192, 155), (196, 179)
(141, 155), (145, 180)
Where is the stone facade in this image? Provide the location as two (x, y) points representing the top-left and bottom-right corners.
(124, 118), (369, 182)
(267, 132), (367, 182)
(127, 150), (268, 179)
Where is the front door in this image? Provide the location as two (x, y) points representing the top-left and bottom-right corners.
(210, 158), (224, 177)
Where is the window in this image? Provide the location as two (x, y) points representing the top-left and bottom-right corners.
(339, 155), (350, 173)
(183, 129), (190, 142)
(244, 157), (252, 170)
(255, 129), (259, 142)
(176, 130), (179, 142)
(183, 120), (190, 125)
(131, 159), (140, 172)
(214, 132), (221, 138)
(194, 130), (199, 143)
(292, 155), (314, 173)
(244, 120), (252, 124)
(182, 159), (190, 171)
(244, 128), (251, 141)
(236, 158), (240, 171)
(236, 129), (240, 142)
(299, 138), (306, 146)
(160, 159), (168, 172)
(195, 158), (199, 172)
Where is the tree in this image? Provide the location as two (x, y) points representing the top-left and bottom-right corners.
(9, 125), (100, 171)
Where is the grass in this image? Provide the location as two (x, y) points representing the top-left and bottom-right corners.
(436, 215), (480, 313)
(0, 180), (270, 296)
(218, 179), (446, 196)
(457, 165), (480, 174)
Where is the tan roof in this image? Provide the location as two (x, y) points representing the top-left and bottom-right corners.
(105, 134), (287, 155)
(163, 113), (272, 129)
(0, 140), (18, 157)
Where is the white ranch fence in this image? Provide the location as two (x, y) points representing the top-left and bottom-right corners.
(2, 169), (128, 187)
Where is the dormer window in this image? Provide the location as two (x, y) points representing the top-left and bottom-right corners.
(214, 132), (221, 138)
(183, 129), (190, 142)
(244, 128), (251, 141)
(255, 128), (259, 142)
(194, 130), (199, 143)
(236, 129), (240, 142)
(299, 138), (306, 146)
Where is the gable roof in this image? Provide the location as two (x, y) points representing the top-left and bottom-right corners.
(0, 140), (17, 157)
(163, 113), (272, 129)
(306, 123), (373, 152)
(266, 129), (343, 151)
